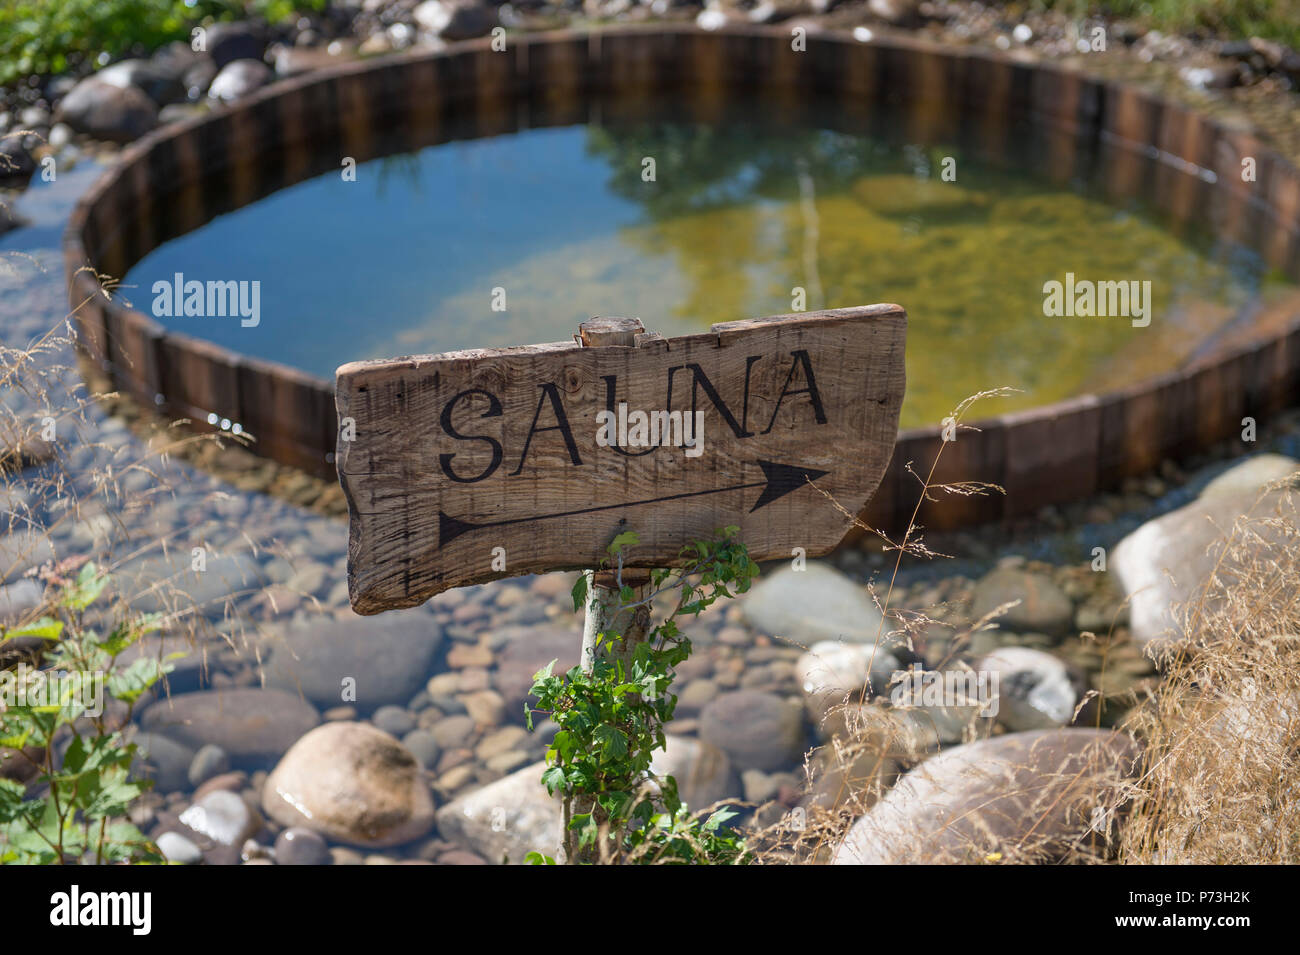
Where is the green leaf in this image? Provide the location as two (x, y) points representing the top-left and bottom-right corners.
(64, 561), (108, 611)
(540, 765), (566, 795)
(2, 617), (63, 643)
(606, 531), (640, 556)
(593, 724), (628, 763)
(571, 573), (588, 612)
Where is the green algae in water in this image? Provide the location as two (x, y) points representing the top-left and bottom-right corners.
(123, 121), (1280, 429)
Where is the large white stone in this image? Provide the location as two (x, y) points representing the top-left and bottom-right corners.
(1199, 454), (1299, 501)
(1113, 488), (1298, 649)
(977, 647), (1080, 731)
(263, 722), (434, 848)
(832, 729), (1140, 864)
(435, 761), (563, 864)
(741, 562), (888, 646)
(796, 640), (900, 735)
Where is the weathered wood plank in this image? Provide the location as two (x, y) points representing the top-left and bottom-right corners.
(336, 305), (907, 613)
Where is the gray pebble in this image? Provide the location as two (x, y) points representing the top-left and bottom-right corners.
(401, 729), (441, 770)
(372, 704), (416, 737)
(187, 743), (231, 788)
(274, 826), (331, 865)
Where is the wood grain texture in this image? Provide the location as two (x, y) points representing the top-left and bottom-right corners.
(336, 305), (906, 612)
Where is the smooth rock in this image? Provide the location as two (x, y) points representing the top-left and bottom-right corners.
(371, 705), (415, 737)
(193, 770), (246, 802)
(1179, 63), (1241, 90)
(18, 106), (49, 129)
(0, 579), (44, 638)
(129, 731), (197, 793)
(867, 0), (921, 27)
(206, 22), (264, 68)
(0, 530), (55, 584)
(796, 640), (900, 732)
(699, 690), (805, 771)
(677, 678), (718, 715)
(183, 59), (218, 99)
(831, 729), (1140, 864)
(1113, 488), (1298, 648)
(889, 676), (994, 747)
(402, 729), (441, 769)
(0, 135), (35, 182)
(741, 562), (887, 646)
(48, 123), (72, 148)
(262, 722), (435, 847)
(461, 689), (505, 726)
(1199, 454), (1299, 500)
(262, 610), (442, 710)
(0, 744), (44, 783)
(805, 744), (899, 812)
(435, 760), (563, 864)
(179, 789), (261, 846)
(430, 714), (475, 749)
(413, 0), (499, 40)
(438, 848), (487, 865)
(155, 830), (203, 864)
(116, 550), (269, 614)
(139, 688), (320, 765)
(188, 744), (231, 787)
(970, 567), (1074, 636)
(977, 647), (1081, 731)
(54, 77), (157, 143)
(492, 625), (581, 713)
(150, 41), (207, 83)
(649, 735), (738, 809)
(207, 60), (273, 104)
(95, 58), (185, 105)
(273, 45), (355, 77)
(274, 826), (332, 865)
(475, 726), (529, 761)
(119, 634), (207, 694)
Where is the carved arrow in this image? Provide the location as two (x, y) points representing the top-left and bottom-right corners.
(437, 459), (829, 547)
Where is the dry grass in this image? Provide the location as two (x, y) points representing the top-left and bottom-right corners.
(752, 388), (1031, 864)
(754, 393), (1300, 866)
(1118, 483), (1300, 864)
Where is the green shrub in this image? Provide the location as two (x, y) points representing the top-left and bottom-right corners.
(526, 528), (758, 865)
(0, 0), (329, 88)
(1036, 0), (1300, 49)
(0, 562), (175, 864)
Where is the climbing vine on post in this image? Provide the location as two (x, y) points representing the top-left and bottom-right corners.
(524, 526), (759, 865)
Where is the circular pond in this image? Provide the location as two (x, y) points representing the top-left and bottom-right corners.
(64, 25), (1300, 531)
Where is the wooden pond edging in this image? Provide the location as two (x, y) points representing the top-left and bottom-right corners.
(62, 24), (1300, 534)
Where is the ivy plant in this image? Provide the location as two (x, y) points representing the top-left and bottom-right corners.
(525, 527), (759, 865)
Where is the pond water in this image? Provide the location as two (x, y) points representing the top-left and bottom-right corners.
(122, 119), (1285, 429)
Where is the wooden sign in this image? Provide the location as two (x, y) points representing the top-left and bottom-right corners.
(336, 305), (906, 614)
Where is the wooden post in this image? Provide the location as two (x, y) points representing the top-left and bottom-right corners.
(576, 315), (649, 678)
(573, 318), (653, 864)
